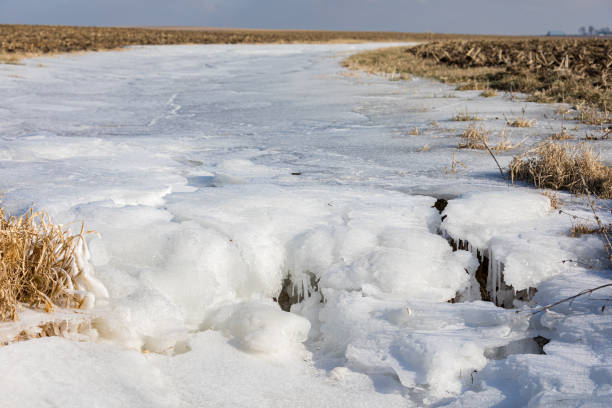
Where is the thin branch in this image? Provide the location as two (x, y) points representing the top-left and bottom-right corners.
(530, 283), (612, 315)
(480, 137), (507, 181)
(580, 175), (612, 260)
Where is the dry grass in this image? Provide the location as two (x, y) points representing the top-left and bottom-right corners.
(453, 108), (483, 122)
(344, 38), (611, 111)
(480, 89), (498, 98)
(0, 24), (521, 64)
(458, 124), (524, 152)
(550, 127), (573, 140)
(584, 126), (611, 140)
(416, 144), (431, 152)
(571, 222), (612, 237)
(571, 106), (611, 126)
(342, 46), (504, 84)
(508, 118), (535, 128)
(458, 123), (489, 149)
(542, 191), (561, 209)
(510, 142), (612, 198)
(0, 54), (24, 65)
(445, 152), (467, 174)
(0, 208), (84, 321)
(505, 108), (536, 128)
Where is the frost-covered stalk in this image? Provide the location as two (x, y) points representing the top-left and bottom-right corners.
(0, 207), (108, 320)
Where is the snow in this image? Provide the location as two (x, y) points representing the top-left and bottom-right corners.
(0, 43), (611, 406)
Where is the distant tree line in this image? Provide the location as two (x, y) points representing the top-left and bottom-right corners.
(578, 26), (611, 36)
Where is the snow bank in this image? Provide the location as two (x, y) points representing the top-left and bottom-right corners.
(2, 42), (611, 406)
(313, 290), (528, 399)
(441, 191), (551, 250)
(441, 191), (589, 296)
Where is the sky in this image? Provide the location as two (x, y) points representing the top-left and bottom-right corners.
(0, 0), (610, 35)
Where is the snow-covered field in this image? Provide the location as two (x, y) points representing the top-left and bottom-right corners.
(0, 43), (611, 407)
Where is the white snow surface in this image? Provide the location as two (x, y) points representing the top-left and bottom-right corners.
(0, 43), (611, 407)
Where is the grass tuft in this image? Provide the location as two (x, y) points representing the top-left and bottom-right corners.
(458, 123), (489, 149)
(572, 106), (611, 126)
(510, 142), (612, 198)
(571, 222), (612, 237)
(453, 108), (483, 122)
(505, 107), (536, 128)
(542, 191), (561, 209)
(0, 207), (84, 321)
(550, 127), (573, 140)
(458, 124), (524, 152)
(480, 89), (498, 98)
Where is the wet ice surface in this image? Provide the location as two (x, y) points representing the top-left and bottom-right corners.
(1, 44), (611, 407)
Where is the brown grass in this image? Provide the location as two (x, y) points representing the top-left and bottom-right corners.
(571, 222), (612, 237)
(344, 38), (611, 111)
(458, 123), (489, 149)
(445, 152), (467, 174)
(480, 89), (498, 98)
(505, 109), (536, 128)
(342, 46), (503, 85)
(550, 127), (573, 140)
(458, 124), (524, 152)
(510, 142), (612, 198)
(571, 106), (612, 126)
(0, 208), (84, 321)
(453, 108), (483, 121)
(0, 24), (527, 64)
(584, 126), (611, 140)
(542, 191), (561, 209)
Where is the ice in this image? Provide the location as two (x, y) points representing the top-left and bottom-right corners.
(1, 43), (611, 406)
(201, 300), (311, 354)
(441, 191), (552, 250)
(442, 191), (608, 302)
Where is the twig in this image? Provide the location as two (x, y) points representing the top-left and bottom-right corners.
(580, 176), (612, 260)
(530, 283), (612, 315)
(481, 137), (507, 181)
(558, 209), (593, 222)
(561, 259), (593, 268)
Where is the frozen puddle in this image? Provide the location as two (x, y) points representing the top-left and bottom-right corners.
(1, 44), (611, 407)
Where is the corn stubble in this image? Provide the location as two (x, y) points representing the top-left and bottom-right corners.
(0, 24), (507, 63)
(345, 38), (611, 111)
(0, 208), (84, 321)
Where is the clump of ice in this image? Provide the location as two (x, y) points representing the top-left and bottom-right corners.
(314, 289), (529, 398)
(441, 191), (551, 250)
(201, 300), (311, 354)
(71, 234), (109, 309)
(441, 191), (585, 295)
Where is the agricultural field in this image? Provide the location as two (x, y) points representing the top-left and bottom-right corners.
(0, 24), (517, 63)
(344, 38), (612, 111)
(0, 30), (611, 407)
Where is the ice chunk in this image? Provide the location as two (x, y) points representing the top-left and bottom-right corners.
(202, 300), (311, 354)
(442, 191), (551, 250)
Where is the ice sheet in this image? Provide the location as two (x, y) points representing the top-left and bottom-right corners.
(0, 43), (610, 407)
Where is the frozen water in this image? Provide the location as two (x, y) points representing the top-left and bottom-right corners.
(0, 43), (611, 406)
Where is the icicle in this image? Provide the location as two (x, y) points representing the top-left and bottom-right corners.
(487, 248), (494, 302)
(495, 260), (502, 306)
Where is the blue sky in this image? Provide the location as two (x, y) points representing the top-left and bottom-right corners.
(0, 0), (610, 35)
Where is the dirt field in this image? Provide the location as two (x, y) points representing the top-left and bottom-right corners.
(344, 38), (612, 112)
(0, 24), (522, 58)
